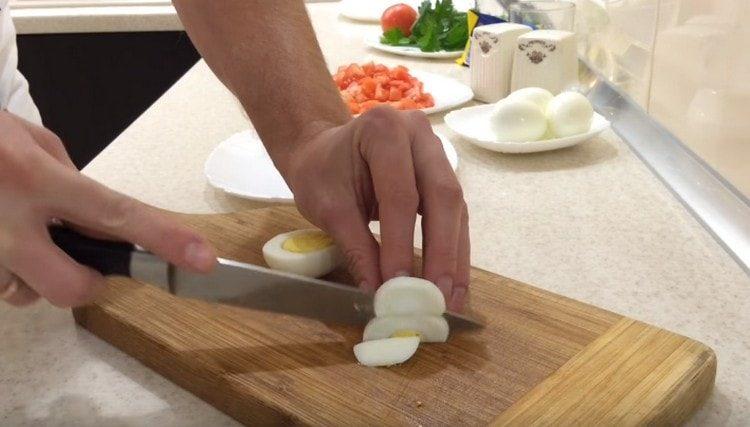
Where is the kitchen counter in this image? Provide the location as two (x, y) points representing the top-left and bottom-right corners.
(9, 0), (182, 34)
(2, 3), (748, 426)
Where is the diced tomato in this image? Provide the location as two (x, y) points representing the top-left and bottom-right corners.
(388, 87), (403, 101)
(333, 62), (434, 115)
(360, 77), (376, 97)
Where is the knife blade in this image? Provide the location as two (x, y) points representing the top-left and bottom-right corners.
(50, 226), (483, 327)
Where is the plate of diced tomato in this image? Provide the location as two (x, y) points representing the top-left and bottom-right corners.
(334, 62), (473, 115)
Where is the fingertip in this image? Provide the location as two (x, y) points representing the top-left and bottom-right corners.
(183, 240), (217, 273)
(435, 275), (453, 303)
(448, 286), (466, 312)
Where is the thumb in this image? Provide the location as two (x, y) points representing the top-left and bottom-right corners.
(320, 206), (382, 293)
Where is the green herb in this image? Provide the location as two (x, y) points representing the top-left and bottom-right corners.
(381, 0), (468, 53)
(381, 28), (413, 46)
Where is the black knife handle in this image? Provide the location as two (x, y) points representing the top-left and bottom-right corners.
(49, 226), (135, 277)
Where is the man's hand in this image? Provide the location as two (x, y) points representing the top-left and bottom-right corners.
(173, 0), (471, 310)
(0, 111), (217, 307)
(281, 107), (470, 311)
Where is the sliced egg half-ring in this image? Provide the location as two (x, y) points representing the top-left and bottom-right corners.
(363, 315), (449, 343)
(374, 276), (446, 317)
(262, 229), (342, 278)
(353, 336), (420, 367)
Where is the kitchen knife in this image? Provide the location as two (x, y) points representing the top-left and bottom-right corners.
(50, 226), (483, 328)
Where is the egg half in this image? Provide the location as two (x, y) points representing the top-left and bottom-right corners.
(546, 91), (593, 137)
(262, 229), (342, 278)
(507, 87), (554, 111)
(353, 336), (420, 367)
(363, 315), (449, 343)
(373, 276), (446, 317)
(489, 98), (548, 142)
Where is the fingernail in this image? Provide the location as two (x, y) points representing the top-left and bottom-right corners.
(436, 276), (453, 301)
(185, 242), (216, 271)
(449, 287), (466, 312)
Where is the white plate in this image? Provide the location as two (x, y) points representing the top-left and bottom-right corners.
(444, 104), (611, 153)
(409, 70), (473, 114)
(205, 129), (459, 202)
(339, 0), (472, 23)
(364, 34), (463, 59)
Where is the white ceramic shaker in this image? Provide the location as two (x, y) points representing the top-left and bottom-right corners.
(511, 30), (578, 94)
(470, 23), (532, 103)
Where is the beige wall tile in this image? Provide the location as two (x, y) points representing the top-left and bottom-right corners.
(650, 0), (750, 197)
(576, 0), (658, 107)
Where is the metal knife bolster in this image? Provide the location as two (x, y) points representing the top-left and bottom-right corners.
(129, 250), (173, 292)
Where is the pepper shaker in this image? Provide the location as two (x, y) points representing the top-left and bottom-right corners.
(511, 30), (578, 94)
(470, 23), (532, 103)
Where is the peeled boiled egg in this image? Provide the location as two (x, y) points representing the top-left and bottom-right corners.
(262, 229), (341, 278)
(353, 336), (420, 367)
(489, 98), (548, 142)
(373, 277), (446, 317)
(363, 315), (449, 343)
(546, 92), (594, 137)
(507, 87), (554, 111)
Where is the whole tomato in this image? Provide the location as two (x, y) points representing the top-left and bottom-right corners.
(381, 4), (418, 37)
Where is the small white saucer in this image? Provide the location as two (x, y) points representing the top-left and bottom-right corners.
(444, 104), (611, 154)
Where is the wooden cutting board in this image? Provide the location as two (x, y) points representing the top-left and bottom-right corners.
(72, 207), (716, 426)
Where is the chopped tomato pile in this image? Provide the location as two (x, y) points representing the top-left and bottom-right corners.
(334, 62), (435, 115)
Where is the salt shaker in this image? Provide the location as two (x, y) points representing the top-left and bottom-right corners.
(470, 23), (532, 103)
(511, 30), (578, 94)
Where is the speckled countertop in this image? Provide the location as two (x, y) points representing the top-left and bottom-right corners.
(2, 3), (749, 426)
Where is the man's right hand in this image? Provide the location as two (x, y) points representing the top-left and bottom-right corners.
(0, 111), (217, 307)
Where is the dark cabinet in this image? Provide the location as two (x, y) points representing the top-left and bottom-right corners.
(17, 31), (200, 168)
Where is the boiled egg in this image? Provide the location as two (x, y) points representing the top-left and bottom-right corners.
(489, 98), (548, 142)
(507, 87), (554, 111)
(354, 277), (449, 367)
(546, 91), (593, 137)
(262, 229), (341, 278)
(363, 315), (449, 343)
(353, 336), (420, 367)
(373, 276), (446, 317)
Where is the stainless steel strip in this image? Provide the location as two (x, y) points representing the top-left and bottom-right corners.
(585, 74), (750, 273)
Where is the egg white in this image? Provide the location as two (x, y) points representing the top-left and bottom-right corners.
(546, 92), (593, 137)
(353, 336), (420, 367)
(374, 276), (446, 317)
(363, 315), (449, 343)
(507, 87), (554, 111)
(489, 98), (548, 142)
(262, 229), (342, 278)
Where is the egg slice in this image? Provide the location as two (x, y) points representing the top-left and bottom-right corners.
(262, 229), (341, 278)
(489, 98), (548, 142)
(546, 92), (594, 137)
(353, 336), (420, 367)
(507, 87), (554, 111)
(373, 277), (446, 317)
(363, 315), (449, 343)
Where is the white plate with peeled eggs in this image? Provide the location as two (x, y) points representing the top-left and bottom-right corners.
(445, 88), (611, 154)
(205, 129), (459, 202)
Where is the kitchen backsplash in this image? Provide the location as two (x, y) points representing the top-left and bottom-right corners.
(575, 0), (750, 198)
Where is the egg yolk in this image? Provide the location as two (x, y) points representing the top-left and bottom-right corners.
(391, 329), (421, 338)
(282, 231), (334, 253)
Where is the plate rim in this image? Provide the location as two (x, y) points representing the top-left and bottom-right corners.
(205, 129), (460, 201)
(364, 33), (464, 58)
(445, 104), (611, 153)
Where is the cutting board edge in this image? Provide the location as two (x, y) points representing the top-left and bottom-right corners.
(492, 317), (717, 426)
(72, 305), (300, 426)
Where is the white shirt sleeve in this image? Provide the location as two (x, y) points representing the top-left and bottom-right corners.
(0, 0), (42, 125)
